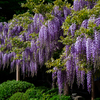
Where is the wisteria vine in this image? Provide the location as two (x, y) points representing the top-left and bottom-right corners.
(0, 0), (100, 95)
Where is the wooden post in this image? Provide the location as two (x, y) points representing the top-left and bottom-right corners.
(16, 64), (20, 81)
(64, 82), (69, 96)
(91, 75), (94, 100)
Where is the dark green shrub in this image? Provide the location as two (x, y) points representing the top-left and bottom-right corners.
(39, 88), (58, 100)
(43, 88), (58, 98)
(22, 87), (71, 100)
(29, 98), (34, 100)
(22, 86), (48, 100)
(49, 95), (71, 100)
(23, 87), (44, 99)
(45, 88), (58, 94)
(0, 80), (34, 100)
(35, 86), (49, 93)
(22, 88), (35, 100)
(95, 98), (100, 100)
(9, 92), (24, 100)
(40, 93), (51, 100)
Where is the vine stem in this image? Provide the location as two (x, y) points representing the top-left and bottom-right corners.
(91, 75), (94, 100)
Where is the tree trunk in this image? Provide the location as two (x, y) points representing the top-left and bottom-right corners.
(64, 82), (69, 96)
(16, 64), (20, 81)
(91, 75), (94, 100)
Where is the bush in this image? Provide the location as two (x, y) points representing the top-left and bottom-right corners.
(9, 92), (24, 100)
(8, 86), (71, 100)
(9, 86), (49, 100)
(43, 88), (58, 98)
(45, 88), (58, 94)
(49, 95), (71, 100)
(23, 87), (45, 99)
(41, 88), (71, 100)
(22, 86), (48, 100)
(22, 88), (35, 100)
(36, 88), (59, 100)
(0, 80), (35, 100)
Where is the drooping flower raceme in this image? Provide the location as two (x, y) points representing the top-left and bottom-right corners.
(86, 38), (92, 62)
(87, 70), (92, 93)
(73, 0), (96, 11)
(57, 68), (63, 94)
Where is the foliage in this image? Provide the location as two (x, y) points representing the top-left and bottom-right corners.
(9, 92), (24, 100)
(23, 87), (58, 100)
(23, 87), (48, 99)
(45, 53), (66, 73)
(0, 80), (71, 100)
(0, 80), (34, 100)
(21, 0), (71, 19)
(45, 87), (58, 94)
(21, 0), (53, 17)
(22, 87), (71, 100)
(49, 95), (71, 100)
(22, 88), (35, 100)
(41, 88), (58, 99)
(9, 12), (34, 30)
(61, 7), (91, 45)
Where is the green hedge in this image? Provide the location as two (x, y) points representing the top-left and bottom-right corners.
(0, 80), (34, 100)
